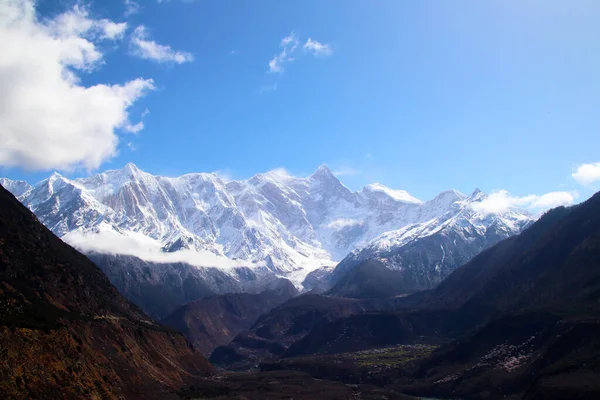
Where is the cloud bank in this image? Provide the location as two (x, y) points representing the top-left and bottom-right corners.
(0, 1), (154, 171)
(64, 229), (254, 269)
(471, 190), (577, 215)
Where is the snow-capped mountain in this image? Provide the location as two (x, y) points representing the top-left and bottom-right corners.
(1, 164), (535, 287)
(327, 189), (534, 295)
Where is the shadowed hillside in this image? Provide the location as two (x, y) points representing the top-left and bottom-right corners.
(0, 185), (213, 399)
(162, 279), (298, 355)
(273, 192), (600, 399)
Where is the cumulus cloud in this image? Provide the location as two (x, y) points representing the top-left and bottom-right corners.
(303, 38), (332, 56)
(130, 25), (194, 63)
(0, 0), (154, 171)
(269, 32), (299, 73)
(471, 190), (577, 215)
(572, 162), (600, 186)
(46, 5), (128, 41)
(64, 229), (253, 269)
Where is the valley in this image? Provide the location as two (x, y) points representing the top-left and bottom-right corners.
(1, 1), (597, 398)
(1, 178), (598, 399)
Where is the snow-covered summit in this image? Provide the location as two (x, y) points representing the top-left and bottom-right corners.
(1, 164), (535, 286)
(328, 188), (534, 290)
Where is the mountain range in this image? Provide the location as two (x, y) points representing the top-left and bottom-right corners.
(1, 174), (599, 399)
(1, 164), (534, 295)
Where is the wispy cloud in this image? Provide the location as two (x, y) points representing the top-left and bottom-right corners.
(572, 162), (600, 186)
(258, 83), (278, 94)
(130, 25), (194, 64)
(268, 33), (332, 74)
(124, 0), (140, 17)
(303, 38), (332, 56)
(123, 108), (150, 133)
(471, 190), (577, 215)
(269, 33), (299, 73)
(332, 166), (359, 177)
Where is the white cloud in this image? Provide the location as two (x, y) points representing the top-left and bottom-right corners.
(64, 229), (253, 269)
(572, 162), (600, 186)
(0, 0), (154, 171)
(265, 167), (293, 182)
(268, 33), (333, 74)
(123, 121), (144, 133)
(46, 5), (128, 41)
(124, 0), (141, 17)
(130, 25), (194, 64)
(471, 190), (577, 215)
(332, 166), (359, 177)
(269, 32), (299, 73)
(123, 108), (150, 133)
(325, 218), (362, 230)
(303, 38), (332, 56)
(215, 168), (234, 182)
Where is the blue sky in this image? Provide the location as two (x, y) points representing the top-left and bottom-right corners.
(1, 0), (600, 204)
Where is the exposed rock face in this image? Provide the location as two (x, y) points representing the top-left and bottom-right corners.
(0, 184), (212, 399)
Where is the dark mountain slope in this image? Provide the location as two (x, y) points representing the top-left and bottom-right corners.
(0, 185), (212, 399)
(209, 294), (411, 370)
(88, 253), (217, 320)
(287, 195), (600, 356)
(327, 259), (413, 298)
(278, 192), (600, 399)
(327, 202), (534, 298)
(89, 253), (292, 320)
(162, 279), (299, 355)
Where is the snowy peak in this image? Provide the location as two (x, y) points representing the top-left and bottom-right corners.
(0, 178), (32, 198)
(2, 164), (535, 288)
(330, 187), (535, 291)
(310, 164), (336, 180)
